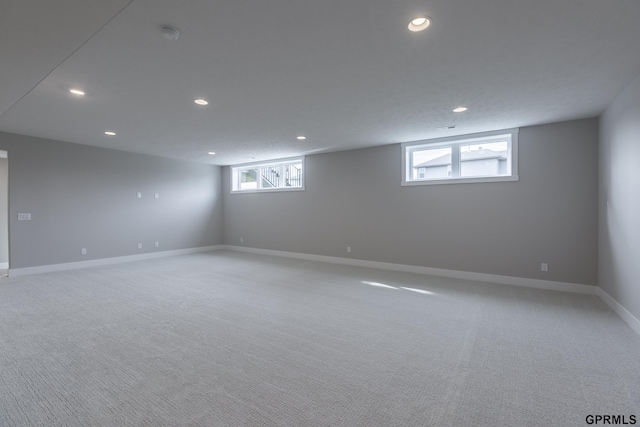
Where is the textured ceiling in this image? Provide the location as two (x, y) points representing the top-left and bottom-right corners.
(1, 0), (640, 165)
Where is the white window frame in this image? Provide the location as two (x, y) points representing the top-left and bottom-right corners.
(231, 156), (305, 193)
(401, 129), (519, 186)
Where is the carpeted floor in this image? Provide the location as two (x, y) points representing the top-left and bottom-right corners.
(0, 250), (638, 426)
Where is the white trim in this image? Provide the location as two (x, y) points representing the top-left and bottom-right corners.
(401, 128), (519, 186)
(230, 186), (305, 194)
(0, 262), (8, 269)
(225, 246), (640, 337)
(8, 245), (224, 277)
(230, 155), (304, 169)
(224, 245), (597, 295)
(404, 128), (519, 147)
(401, 175), (519, 186)
(8, 244), (638, 337)
(597, 288), (640, 336)
(231, 156), (305, 193)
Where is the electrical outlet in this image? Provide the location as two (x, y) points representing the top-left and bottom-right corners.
(81, 248), (87, 255)
(154, 193), (159, 199)
(347, 246), (351, 253)
(137, 192), (142, 198)
(541, 263), (548, 272)
(138, 243), (143, 249)
(155, 241), (159, 248)
(240, 237), (244, 243)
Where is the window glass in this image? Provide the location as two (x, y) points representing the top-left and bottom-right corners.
(459, 140), (509, 178)
(402, 130), (518, 186)
(232, 157), (304, 192)
(239, 168), (258, 190)
(411, 147), (452, 180)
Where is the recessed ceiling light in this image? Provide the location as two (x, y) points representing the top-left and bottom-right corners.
(208, 151), (216, 155)
(69, 89), (85, 96)
(104, 131), (116, 136)
(297, 136), (306, 140)
(161, 25), (180, 40)
(408, 16), (431, 32)
(453, 106), (468, 113)
(194, 99), (208, 106)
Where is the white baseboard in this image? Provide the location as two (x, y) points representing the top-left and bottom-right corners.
(8, 245), (224, 277)
(0, 262), (8, 269)
(224, 245), (597, 295)
(224, 246), (640, 337)
(7, 244), (638, 337)
(597, 288), (640, 336)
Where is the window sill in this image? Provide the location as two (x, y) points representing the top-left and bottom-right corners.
(231, 187), (305, 194)
(402, 175), (519, 186)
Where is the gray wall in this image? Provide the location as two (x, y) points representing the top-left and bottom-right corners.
(0, 131), (223, 269)
(0, 156), (7, 265)
(599, 73), (640, 320)
(223, 119), (599, 285)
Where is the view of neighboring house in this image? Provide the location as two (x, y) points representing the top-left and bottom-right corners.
(414, 149), (508, 179)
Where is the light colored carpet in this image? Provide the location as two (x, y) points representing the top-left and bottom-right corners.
(0, 251), (638, 426)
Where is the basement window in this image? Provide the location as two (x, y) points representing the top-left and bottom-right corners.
(402, 129), (519, 186)
(231, 157), (304, 193)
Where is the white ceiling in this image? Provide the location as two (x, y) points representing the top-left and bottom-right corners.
(1, 0), (639, 166)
